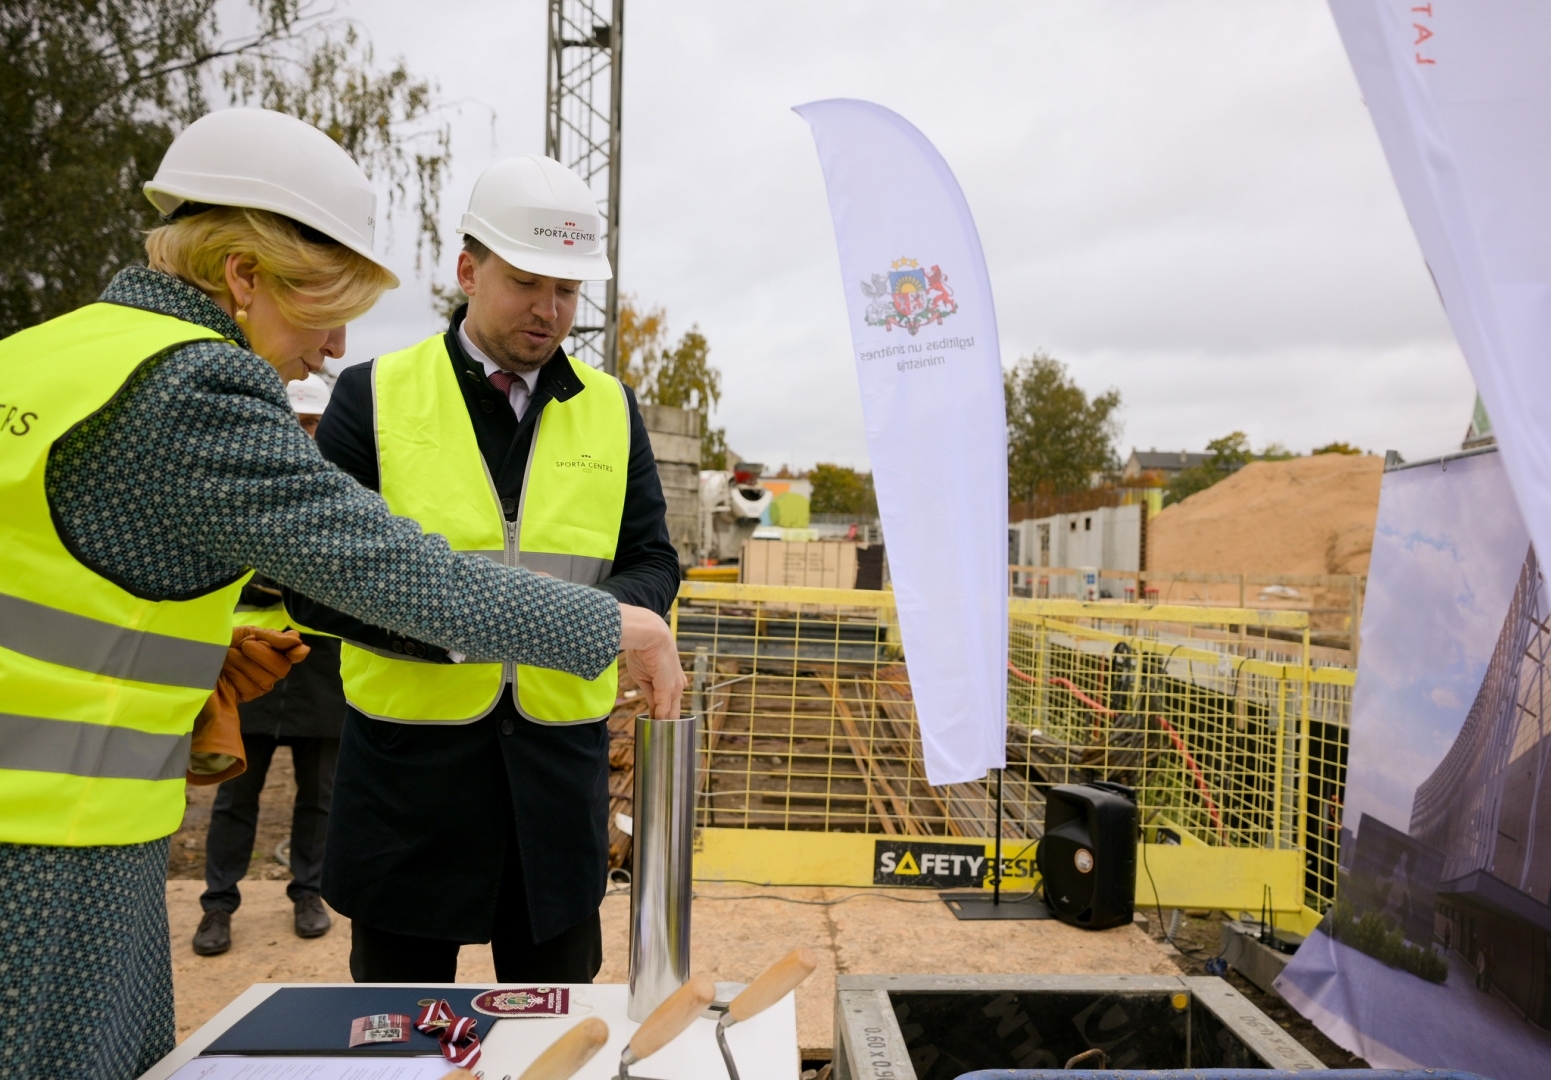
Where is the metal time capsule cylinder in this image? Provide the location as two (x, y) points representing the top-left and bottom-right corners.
(627, 711), (699, 1021)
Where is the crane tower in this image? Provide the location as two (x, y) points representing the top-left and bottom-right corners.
(545, 0), (624, 375)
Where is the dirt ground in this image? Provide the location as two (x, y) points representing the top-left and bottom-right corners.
(167, 765), (1360, 1066)
(1147, 453), (1383, 580)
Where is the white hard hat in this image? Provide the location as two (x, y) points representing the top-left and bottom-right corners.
(457, 156), (612, 281)
(286, 373), (332, 415)
(144, 108), (399, 287)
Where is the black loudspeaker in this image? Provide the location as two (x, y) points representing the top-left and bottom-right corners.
(1037, 781), (1138, 930)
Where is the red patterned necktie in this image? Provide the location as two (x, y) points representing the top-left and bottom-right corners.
(489, 369), (528, 419)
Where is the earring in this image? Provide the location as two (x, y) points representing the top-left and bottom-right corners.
(235, 308), (249, 323)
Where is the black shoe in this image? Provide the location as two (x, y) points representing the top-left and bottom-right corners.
(294, 894), (332, 939)
(192, 910), (232, 956)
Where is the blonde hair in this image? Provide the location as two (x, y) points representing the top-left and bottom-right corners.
(145, 206), (394, 330)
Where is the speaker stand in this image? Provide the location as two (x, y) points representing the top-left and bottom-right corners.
(941, 767), (1052, 920)
(940, 890), (1052, 920)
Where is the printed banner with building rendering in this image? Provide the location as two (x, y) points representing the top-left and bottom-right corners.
(1276, 450), (1551, 1074)
(795, 99), (1007, 785)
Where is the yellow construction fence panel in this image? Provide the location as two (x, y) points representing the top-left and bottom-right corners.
(695, 827), (1306, 912)
(1134, 845), (1305, 913)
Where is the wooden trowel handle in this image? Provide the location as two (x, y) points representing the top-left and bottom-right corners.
(628, 974), (716, 1060)
(728, 949), (817, 1023)
(520, 1017), (610, 1080)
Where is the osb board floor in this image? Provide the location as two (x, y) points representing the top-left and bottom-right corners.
(168, 879), (1177, 1056)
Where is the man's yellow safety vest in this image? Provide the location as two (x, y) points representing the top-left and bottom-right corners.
(0, 304), (248, 846)
(338, 333), (630, 725)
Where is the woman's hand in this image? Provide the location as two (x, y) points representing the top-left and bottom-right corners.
(619, 604), (686, 719)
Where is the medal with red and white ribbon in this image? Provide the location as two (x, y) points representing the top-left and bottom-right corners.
(414, 998), (481, 1069)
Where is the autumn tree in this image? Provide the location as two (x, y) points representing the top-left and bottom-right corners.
(1313, 441), (1363, 455)
(809, 463), (878, 518)
(1, 0), (451, 337)
(1004, 353), (1122, 504)
(617, 296), (727, 468)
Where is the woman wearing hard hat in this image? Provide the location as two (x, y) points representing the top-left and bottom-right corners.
(0, 109), (683, 1080)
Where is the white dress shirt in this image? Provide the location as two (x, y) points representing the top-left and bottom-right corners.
(459, 322), (539, 420)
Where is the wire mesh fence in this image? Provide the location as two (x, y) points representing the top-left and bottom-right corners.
(670, 581), (1354, 911)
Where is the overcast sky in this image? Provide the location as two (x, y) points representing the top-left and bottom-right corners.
(319, 0), (1476, 472)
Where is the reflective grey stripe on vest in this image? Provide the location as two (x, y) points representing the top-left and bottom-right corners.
(0, 592), (227, 690)
(520, 551), (613, 586)
(0, 712), (190, 782)
(466, 549), (611, 585)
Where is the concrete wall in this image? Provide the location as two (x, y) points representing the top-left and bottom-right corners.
(639, 404), (699, 569)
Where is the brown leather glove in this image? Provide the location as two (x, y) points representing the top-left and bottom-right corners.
(187, 627), (311, 785)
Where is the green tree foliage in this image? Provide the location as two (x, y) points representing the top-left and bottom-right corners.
(617, 297), (727, 468)
(1, 1), (450, 337)
(1166, 431), (1303, 506)
(809, 463), (878, 517)
(1313, 441), (1363, 456)
(1004, 353), (1122, 504)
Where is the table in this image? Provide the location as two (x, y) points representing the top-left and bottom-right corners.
(143, 984), (800, 1080)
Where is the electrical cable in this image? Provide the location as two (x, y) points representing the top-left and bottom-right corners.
(1139, 824), (1225, 963)
(606, 878), (1033, 906)
(694, 890), (942, 906)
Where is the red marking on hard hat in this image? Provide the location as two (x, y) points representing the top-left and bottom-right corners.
(564, 239), (575, 245)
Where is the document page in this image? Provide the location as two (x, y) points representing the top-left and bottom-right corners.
(168, 1057), (452, 1080)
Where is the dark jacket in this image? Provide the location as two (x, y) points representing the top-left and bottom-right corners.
(293, 308), (680, 944)
(234, 580), (345, 741)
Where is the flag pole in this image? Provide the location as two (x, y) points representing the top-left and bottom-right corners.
(992, 767), (1003, 906)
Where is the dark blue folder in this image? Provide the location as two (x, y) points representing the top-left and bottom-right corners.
(203, 986), (491, 1056)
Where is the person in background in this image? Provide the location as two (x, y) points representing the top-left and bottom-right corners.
(193, 374), (345, 956)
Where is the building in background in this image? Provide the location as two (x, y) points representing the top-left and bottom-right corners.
(1122, 448), (1211, 483)
(1008, 503), (1144, 597)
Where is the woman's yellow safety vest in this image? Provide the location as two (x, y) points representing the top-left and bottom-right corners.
(0, 304), (248, 846)
(338, 334), (629, 725)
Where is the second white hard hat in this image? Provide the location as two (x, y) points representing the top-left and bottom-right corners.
(144, 108), (399, 287)
(457, 156), (612, 281)
(286, 373), (332, 415)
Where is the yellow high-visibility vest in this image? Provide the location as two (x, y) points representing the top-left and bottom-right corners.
(0, 304), (248, 846)
(339, 333), (629, 724)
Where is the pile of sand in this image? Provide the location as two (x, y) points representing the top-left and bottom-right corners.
(1148, 453), (1383, 577)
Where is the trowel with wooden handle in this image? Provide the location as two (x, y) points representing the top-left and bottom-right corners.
(617, 974), (717, 1080)
(520, 1017), (612, 1080)
(438, 1016), (609, 1080)
(714, 950), (818, 1080)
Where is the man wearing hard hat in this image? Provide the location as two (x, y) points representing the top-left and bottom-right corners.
(287, 158), (681, 982)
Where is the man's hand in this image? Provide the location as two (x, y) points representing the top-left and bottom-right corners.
(619, 604), (686, 719)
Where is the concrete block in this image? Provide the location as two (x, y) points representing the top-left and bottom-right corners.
(639, 404), (701, 438)
(1219, 919), (1299, 997)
